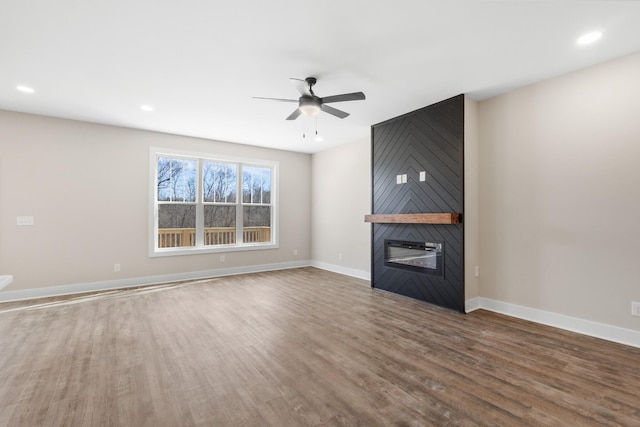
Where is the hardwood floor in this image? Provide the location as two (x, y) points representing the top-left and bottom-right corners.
(0, 267), (639, 426)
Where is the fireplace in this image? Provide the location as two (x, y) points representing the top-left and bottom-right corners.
(369, 94), (465, 312)
(384, 239), (444, 278)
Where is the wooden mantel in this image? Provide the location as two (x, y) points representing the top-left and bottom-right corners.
(364, 213), (460, 224)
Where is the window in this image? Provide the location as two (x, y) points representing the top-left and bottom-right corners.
(150, 148), (277, 256)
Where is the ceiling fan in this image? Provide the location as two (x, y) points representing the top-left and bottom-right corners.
(254, 77), (366, 120)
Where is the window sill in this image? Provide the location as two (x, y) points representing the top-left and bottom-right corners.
(149, 242), (278, 258)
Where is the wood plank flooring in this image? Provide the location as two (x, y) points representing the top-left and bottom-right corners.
(0, 267), (639, 426)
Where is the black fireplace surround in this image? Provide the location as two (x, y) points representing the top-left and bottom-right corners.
(370, 95), (465, 312)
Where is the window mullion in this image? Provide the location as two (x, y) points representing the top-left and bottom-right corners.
(236, 163), (243, 245)
(195, 159), (204, 247)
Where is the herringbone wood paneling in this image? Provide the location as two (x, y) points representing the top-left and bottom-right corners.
(371, 95), (465, 312)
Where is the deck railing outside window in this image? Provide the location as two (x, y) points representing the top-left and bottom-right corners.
(158, 227), (271, 248)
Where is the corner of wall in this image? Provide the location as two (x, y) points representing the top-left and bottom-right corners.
(310, 138), (371, 274)
(464, 96), (480, 301)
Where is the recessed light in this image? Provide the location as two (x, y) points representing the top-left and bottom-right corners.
(140, 105), (154, 112)
(576, 31), (602, 46)
(16, 85), (35, 94)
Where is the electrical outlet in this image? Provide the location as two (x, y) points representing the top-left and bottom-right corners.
(293, 249), (298, 256)
(632, 301), (640, 317)
(219, 255), (225, 263)
(114, 264), (121, 272)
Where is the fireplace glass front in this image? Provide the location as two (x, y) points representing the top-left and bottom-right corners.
(384, 240), (444, 277)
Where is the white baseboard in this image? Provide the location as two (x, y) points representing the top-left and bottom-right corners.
(464, 296), (482, 312)
(466, 297), (640, 349)
(0, 261), (310, 303)
(310, 261), (371, 281)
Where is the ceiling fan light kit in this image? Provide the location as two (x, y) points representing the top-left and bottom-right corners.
(254, 76), (366, 121)
(299, 98), (321, 117)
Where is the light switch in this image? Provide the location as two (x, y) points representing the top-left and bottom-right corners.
(419, 171), (426, 182)
(17, 216), (34, 226)
(402, 174), (407, 183)
(396, 175), (402, 184)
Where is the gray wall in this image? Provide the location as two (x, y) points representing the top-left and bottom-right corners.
(310, 137), (371, 278)
(0, 111), (311, 292)
(478, 52), (640, 331)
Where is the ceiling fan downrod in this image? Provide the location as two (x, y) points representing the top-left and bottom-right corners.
(305, 77), (317, 95)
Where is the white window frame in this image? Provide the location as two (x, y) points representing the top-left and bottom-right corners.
(149, 147), (278, 257)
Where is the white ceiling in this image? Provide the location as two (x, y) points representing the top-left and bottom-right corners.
(2, 1), (640, 154)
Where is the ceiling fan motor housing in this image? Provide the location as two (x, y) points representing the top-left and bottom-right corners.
(299, 96), (321, 116)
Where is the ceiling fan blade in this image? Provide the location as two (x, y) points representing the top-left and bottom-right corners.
(321, 92), (366, 104)
(286, 109), (302, 120)
(253, 97), (298, 103)
(321, 104), (350, 119)
(290, 78), (311, 97)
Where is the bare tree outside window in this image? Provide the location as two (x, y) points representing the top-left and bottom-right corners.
(203, 161), (236, 203)
(202, 161), (237, 245)
(242, 166), (271, 243)
(157, 157), (197, 247)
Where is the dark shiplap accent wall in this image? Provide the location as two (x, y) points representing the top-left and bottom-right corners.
(371, 94), (464, 312)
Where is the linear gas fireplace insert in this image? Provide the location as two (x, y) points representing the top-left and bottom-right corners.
(384, 239), (444, 278)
